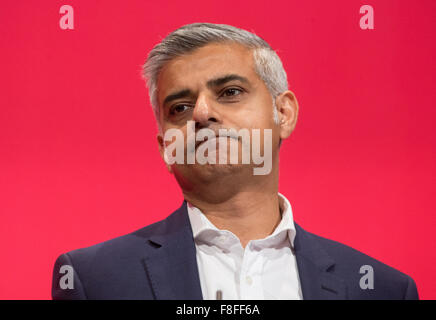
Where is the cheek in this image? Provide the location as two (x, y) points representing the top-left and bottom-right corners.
(242, 103), (276, 130)
(245, 90), (276, 127)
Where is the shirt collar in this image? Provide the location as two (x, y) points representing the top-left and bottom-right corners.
(186, 193), (296, 249)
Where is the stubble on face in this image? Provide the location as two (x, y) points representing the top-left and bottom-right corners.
(156, 42), (281, 194)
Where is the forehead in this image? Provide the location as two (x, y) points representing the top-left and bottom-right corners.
(156, 42), (258, 102)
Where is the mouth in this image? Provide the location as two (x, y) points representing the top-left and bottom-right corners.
(194, 135), (237, 149)
(195, 136), (215, 149)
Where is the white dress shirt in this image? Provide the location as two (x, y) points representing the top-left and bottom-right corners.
(187, 193), (303, 300)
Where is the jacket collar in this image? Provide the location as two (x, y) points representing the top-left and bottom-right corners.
(142, 201), (203, 299)
(293, 223), (348, 299)
(143, 201), (347, 300)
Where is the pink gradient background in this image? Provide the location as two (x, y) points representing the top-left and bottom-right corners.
(0, 0), (435, 299)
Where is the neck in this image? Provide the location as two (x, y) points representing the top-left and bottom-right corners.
(183, 164), (282, 248)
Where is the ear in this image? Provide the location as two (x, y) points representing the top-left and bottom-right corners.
(275, 90), (299, 140)
(157, 133), (174, 174)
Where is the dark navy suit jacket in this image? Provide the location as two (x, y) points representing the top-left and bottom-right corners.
(52, 202), (419, 300)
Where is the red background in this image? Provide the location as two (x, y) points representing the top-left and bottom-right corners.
(1, 0), (435, 299)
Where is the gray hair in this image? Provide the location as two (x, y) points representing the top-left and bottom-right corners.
(142, 23), (288, 127)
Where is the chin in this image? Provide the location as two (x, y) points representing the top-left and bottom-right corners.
(188, 163), (250, 183)
(200, 162), (242, 176)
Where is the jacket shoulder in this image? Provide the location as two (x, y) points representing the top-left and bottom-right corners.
(299, 226), (419, 299)
(67, 215), (169, 262)
(52, 210), (177, 299)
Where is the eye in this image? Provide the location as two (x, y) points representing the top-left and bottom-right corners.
(221, 88), (243, 97)
(169, 104), (190, 115)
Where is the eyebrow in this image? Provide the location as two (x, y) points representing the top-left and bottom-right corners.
(162, 74), (250, 107)
(163, 89), (192, 107)
(206, 74), (249, 89)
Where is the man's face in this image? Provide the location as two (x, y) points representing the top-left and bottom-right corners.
(155, 42), (282, 188)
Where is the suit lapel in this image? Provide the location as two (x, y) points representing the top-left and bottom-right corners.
(142, 202), (203, 299)
(294, 223), (348, 299)
(141, 203), (347, 300)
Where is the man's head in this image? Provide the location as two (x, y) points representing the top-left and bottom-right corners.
(142, 23), (298, 198)
(143, 23), (292, 125)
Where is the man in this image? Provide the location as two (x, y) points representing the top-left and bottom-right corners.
(52, 23), (419, 300)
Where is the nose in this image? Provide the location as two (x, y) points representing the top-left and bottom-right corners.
(192, 93), (219, 129)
